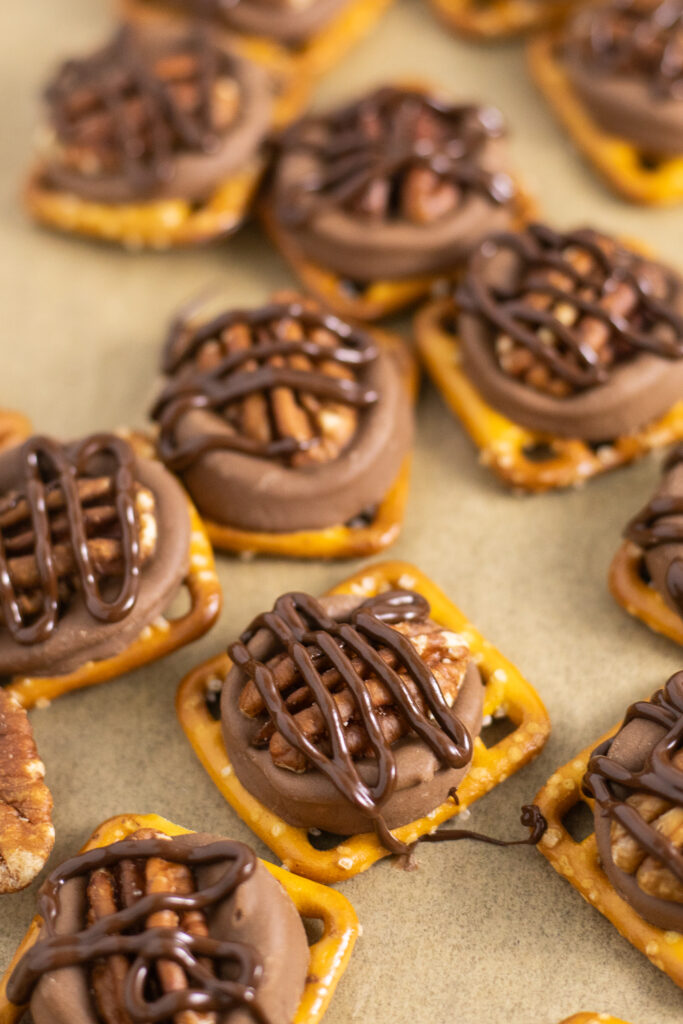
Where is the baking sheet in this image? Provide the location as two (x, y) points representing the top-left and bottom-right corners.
(2, 2), (683, 1021)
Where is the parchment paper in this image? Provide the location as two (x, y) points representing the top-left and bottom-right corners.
(1, 2), (682, 1021)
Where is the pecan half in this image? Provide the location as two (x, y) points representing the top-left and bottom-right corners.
(86, 828), (216, 1024)
(0, 689), (54, 893)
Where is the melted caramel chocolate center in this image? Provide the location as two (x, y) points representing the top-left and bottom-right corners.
(625, 443), (683, 614)
(584, 672), (683, 894)
(8, 835), (270, 1023)
(276, 87), (515, 228)
(45, 25), (237, 194)
(0, 434), (143, 646)
(151, 299), (379, 471)
(229, 590), (474, 855)
(457, 223), (683, 393)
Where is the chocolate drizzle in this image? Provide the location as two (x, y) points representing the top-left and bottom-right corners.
(275, 87), (515, 228)
(7, 834), (271, 1023)
(45, 25), (235, 194)
(457, 223), (683, 393)
(583, 672), (683, 926)
(0, 434), (143, 646)
(420, 803), (547, 847)
(229, 590), (474, 855)
(151, 299), (379, 472)
(566, 0), (683, 99)
(625, 443), (683, 614)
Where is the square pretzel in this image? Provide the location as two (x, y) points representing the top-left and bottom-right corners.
(24, 36), (312, 249)
(3, 498), (221, 710)
(527, 31), (683, 206)
(0, 412), (31, 455)
(609, 541), (683, 648)
(176, 559), (550, 883)
(0, 812), (359, 1024)
(535, 734), (683, 989)
(195, 326), (418, 559)
(261, 173), (537, 323)
(429, 0), (574, 41)
(415, 297), (683, 492)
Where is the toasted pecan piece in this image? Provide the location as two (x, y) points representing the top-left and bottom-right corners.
(0, 688), (54, 893)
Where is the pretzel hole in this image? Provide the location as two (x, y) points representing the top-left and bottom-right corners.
(204, 678), (225, 721)
(637, 557), (652, 586)
(165, 582), (192, 622)
(346, 506), (377, 529)
(339, 278), (366, 299)
(307, 827), (348, 852)
(521, 441), (558, 463)
(562, 798), (594, 844)
(638, 152), (661, 173)
(302, 915), (325, 946)
(480, 713), (517, 747)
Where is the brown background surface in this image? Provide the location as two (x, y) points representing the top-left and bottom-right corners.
(2, 2), (683, 1022)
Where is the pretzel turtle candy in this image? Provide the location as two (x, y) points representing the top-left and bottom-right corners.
(0, 432), (221, 710)
(429, 0), (575, 41)
(24, 25), (311, 249)
(176, 560), (550, 883)
(262, 84), (537, 323)
(414, 229), (683, 492)
(121, 0), (395, 79)
(535, 682), (683, 990)
(0, 413), (31, 455)
(151, 296), (418, 558)
(0, 812), (359, 1024)
(528, 28), (683, 206)
(610, 443), (683, 646)
(0, 688), (54, 895)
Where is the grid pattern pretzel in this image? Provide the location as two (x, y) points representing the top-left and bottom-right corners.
(192, 325), (417, 558)
(429, 0), (574, 40)
(528, 31), (683, 206)
(176, 560), (550, 883)
(25, 35), (311, 249)
(0, 813), (359, 1024)
(262, 120), (538, 323)
(120, 0), (396, 79)
(535, 734), (683, 989)
(610, 540), (683, 647)
(415, 297), (683, 492)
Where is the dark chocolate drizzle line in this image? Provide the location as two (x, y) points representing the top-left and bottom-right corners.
(568, 0), (683, 99)
(457, 222), (683, 391)
(419, 803), (547, 847)
(625, 443), (683, 614)
(0, 434), (142, 646)
(583, 672), (683, 904)
(45, 24), (233, 194)
(151, 299), (379, 471)
(275, 87), (515, 228)
(7, 835), (271, 1024)
(229, 590), (474, 856)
